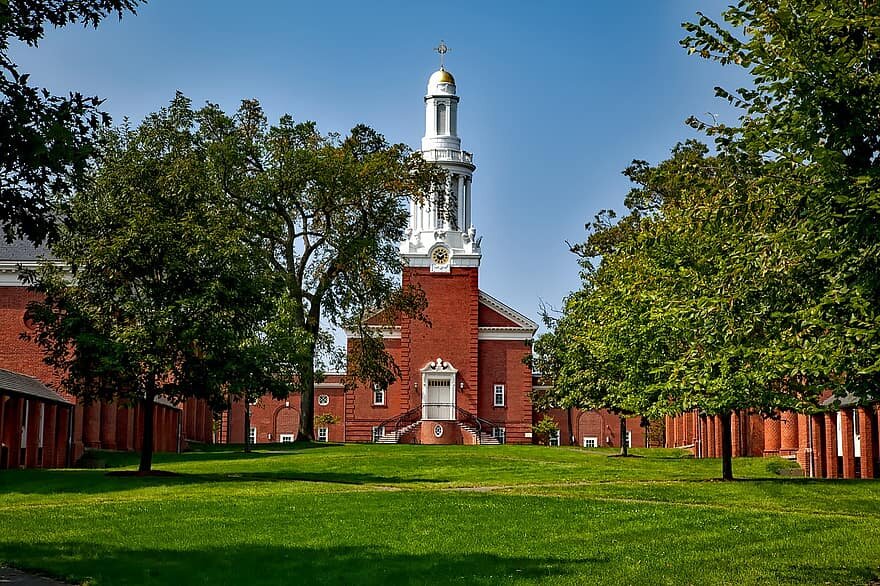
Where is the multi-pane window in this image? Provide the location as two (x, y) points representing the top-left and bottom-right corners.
(372, 426), (386, 442)
(317, 428), (328, 442)
(279, 434), (294, 443)
(549, 430), (560, 447)
(493, 384), (505, 407)
(625, 431), (633, 448)
(249, 427), (257, 444)
(317, 394), (330, 406)
(492, 427), (506, 444)
(373, 385), (386, 406)
(583, 437), (598, 448)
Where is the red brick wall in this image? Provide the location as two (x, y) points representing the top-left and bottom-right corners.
(477, 339), (532, 444)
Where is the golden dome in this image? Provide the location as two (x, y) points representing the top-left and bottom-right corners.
(430, 68), (455, 85)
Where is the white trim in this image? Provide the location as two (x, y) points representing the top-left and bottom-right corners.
(317, 427), (328, 442)
(583, 436), (599, 448)
(372, 386), (386, 406)
(315, 382), (345, 389)
(279, 434), (294, 443)
(493, 384), (505, 407)
(478, 327), (534, 341)
(404, 254), (481, 268)
(479, 291), (539, 331)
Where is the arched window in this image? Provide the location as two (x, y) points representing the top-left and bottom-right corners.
(436, 103), (447, 135)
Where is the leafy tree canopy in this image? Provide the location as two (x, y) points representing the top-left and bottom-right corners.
(1, 0), (140, 244)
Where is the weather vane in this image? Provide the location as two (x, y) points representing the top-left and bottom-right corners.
(434, 40), (449, 69)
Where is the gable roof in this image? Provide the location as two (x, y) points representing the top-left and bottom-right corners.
(0, 368), (73, 405)
(478, 290), (538, 331)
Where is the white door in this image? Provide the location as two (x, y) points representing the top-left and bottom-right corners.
(424, 377), (454, 420)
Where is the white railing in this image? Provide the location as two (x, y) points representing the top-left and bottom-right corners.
(422, 149), (474, 164)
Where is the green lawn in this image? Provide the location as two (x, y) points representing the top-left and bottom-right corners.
(1, 444), (878, 585)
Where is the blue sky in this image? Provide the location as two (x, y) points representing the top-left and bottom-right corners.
(12, 0), (748, 332)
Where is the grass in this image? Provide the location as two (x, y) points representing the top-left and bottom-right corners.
(1, 444), (879, 585)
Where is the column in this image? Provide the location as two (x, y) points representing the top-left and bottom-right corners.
(100, 402), (118, 450)
(764, 417), (781, 455)
(748, 414), (765, 456)
(83, 402), (101, 448)
(825, 412), (839, 478)
(457, 174), (466, 229)
(41, 404), (57, 468)
(796, 413), (810, 472)
(54, 406), (70, 467)
(116, 406), (132, 451)
(810, 414), (826, 478)
(858, 407), (875, 479)
(2, 396), (22, 468)
(25, 400), (41, 468)
(780, 411), (799, 455)
(707, 416), (716, 458)
(840, 408), (856, 479)
(731, 412), (741, 457)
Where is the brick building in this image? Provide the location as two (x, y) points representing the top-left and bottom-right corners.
(226, 63), (649, 449)
(665, 396), (879, 479)
(0, 237), (213, 469)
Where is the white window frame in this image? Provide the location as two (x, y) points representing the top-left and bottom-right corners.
(317, 427), (328, 442)
(549, 430), (560, 447)
(372, 426), (386, 442)
(493, 384), (505, 407)
(249, 426), (257, 444)
(373, 385), (386, 406)
(625, 431), (633, 448)
(317, 394), (330, 406)
(492, 427), (506, 444)
(583, 436), (598, 448)
(279, 434), (294, 443)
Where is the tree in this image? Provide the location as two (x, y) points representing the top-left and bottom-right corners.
(682, 0), (880, 403)
(25, 94), (280, 472)
(531, 415), (559, 447)
(196, 100), (441, 441)
(1, 0), (140, 244)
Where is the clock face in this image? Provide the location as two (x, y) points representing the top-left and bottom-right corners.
(431, 247), (450, 265)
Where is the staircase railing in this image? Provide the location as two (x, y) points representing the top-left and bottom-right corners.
(374, 406), (422, 442)
(454, 406), (499, 445)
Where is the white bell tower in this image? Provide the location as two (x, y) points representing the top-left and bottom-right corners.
(401, 42), (480, 272)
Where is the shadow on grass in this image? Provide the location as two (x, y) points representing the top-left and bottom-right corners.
(2, 468), (447, 497)
(0, 542), (603, 585)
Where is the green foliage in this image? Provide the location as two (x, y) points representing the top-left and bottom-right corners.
(25, 94), (281, 470)
(0, 0), (140, 244)
(195, 100), (443, 440)
(544, 1), (880, 480)
(314, 413), (340, 426)
(530, 415), (559, 446)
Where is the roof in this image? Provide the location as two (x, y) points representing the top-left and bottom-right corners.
(0, 229), (56, 262)
(478, 290), (539, 331)
(0, 369), (73, 405)
(820, 392), (876, 408)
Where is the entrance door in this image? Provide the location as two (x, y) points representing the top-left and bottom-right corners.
(424, 377), (454, 420)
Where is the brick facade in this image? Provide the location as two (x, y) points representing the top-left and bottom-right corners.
(666, 403), (880, 479)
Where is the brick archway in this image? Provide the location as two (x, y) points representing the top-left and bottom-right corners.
(273, 406), (299, 439)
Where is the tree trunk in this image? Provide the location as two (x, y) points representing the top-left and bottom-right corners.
(243, 398), (251, 453)
(720, 410), (734, 481)
(138, 379), (157, 473)
(566, 407), (575, 446)
(619, 415), (629, 456)
(297, 350), (316, 442)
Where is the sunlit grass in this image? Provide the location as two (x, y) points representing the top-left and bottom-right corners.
(1, 444), (878, 585)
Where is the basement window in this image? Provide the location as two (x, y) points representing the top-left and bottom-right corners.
(583, 437), (598, 448)
(492, 427), (506, 444)
(317, 428), (328, 442)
